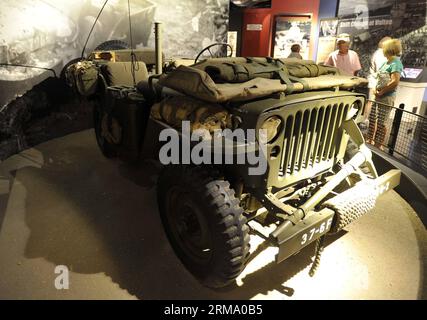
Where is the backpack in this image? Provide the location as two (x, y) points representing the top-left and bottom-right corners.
(66, 61), (99, 97)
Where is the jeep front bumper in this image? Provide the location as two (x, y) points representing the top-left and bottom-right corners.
(259, 168), (401, 263)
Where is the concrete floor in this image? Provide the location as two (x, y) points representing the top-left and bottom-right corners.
(0, 129), (425, 300)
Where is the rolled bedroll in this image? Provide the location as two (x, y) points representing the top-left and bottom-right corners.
(158, 60), (368, 103)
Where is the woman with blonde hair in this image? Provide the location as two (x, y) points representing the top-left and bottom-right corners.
(366, 38), (404, 150)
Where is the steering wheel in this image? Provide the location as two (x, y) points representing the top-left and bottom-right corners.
(194, 42), (233, 64)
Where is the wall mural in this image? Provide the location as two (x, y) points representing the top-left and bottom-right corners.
(336, 0), (427, 77)
(0, 0), (229, 107)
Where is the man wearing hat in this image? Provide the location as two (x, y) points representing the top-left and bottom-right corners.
(324, 33), (362, 76)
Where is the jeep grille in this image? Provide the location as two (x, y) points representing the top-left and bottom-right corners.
(279, 103), (350, 177)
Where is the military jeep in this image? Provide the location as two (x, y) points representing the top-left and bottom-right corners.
(66, 44), (401, 289)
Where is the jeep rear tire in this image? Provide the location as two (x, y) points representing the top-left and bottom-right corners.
(93, 99), (119, 158)
(157, 165), (250, 288)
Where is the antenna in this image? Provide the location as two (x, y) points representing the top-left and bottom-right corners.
(80, 0), (110, 59)
(127, 0), (138, 86)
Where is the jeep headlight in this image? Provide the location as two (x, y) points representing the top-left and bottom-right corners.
(259, 116), (282, 143)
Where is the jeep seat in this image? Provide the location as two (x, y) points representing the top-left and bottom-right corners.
(105, 61), (149, 86)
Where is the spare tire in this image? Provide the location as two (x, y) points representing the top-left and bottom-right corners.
(94, 40), (130, 51)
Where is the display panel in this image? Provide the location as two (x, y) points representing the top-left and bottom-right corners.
(316, 18), (339, 63)
(403, 68), (423, 79)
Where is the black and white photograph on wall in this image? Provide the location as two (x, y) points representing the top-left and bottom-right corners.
(336, 0), (427, 78)
(338, 0), (422, 17)
(152, 0), (229, 58)
(0, 0), (229, 108)
(336, 0), (427, 171)
(316, 18), (339, 63)
(272, 15), (311, 59)
(227, 31), (238, 57)
(319, 18), (339, 37)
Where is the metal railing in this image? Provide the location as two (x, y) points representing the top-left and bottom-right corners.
(361, 99), (427, 175)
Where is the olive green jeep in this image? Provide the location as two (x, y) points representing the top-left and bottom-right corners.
(66, 43), (401, 289)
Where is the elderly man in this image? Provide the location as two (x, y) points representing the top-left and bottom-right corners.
(324, 34), (362, 76)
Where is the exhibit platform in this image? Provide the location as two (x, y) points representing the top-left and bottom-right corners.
(0, 130), (425, 299)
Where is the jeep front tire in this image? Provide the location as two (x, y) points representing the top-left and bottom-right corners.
(157, 165), (250, 288)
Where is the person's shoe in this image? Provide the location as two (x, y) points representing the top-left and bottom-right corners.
(366, 139), (375, 145)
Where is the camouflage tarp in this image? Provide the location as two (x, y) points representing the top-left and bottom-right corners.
(151, 95), (232, 136)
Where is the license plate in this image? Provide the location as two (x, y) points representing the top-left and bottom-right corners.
(275, 208), (335, 263)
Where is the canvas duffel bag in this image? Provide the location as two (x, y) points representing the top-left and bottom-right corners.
(193, 57), (340, 82)
(279, 58), (340, 78)
(193, 57), (287, 83)
(158, 65), (289, 103)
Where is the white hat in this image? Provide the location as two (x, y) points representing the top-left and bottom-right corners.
(336, 33), (350, 43)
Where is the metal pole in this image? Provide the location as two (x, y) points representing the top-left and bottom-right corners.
(387, 103), (405, 156)
(154, 22), (162, 75)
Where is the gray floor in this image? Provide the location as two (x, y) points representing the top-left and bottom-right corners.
(0, 129), (425, 300)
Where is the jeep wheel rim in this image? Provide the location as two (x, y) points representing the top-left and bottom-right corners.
(166, 187), (213, 265)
